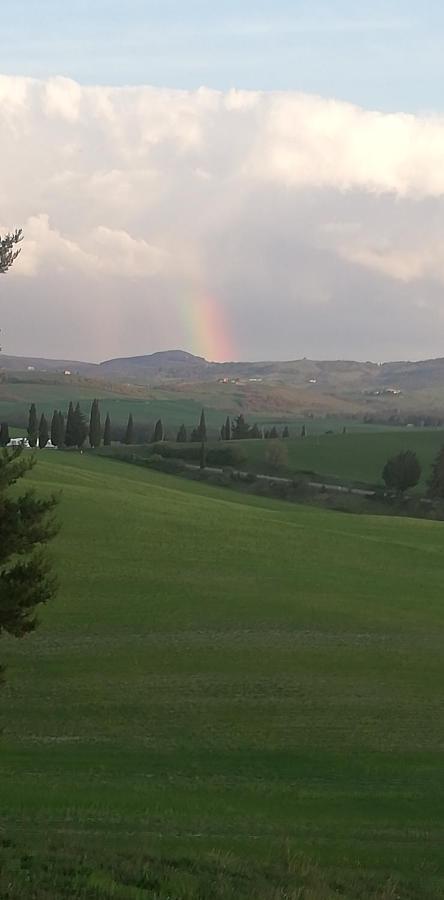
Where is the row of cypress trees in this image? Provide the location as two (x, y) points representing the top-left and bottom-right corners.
(25, 401), (112, 450)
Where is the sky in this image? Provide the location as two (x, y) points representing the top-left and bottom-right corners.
(2, 2), (444, 362)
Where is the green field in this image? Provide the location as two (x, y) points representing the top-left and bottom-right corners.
(1, 453), (443, 897)
(229, 429), (444, 488)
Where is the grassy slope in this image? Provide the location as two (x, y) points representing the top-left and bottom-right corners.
(231, 429), (444, 488)
(1, 453), (443, 896)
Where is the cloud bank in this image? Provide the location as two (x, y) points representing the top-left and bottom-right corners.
(1, 74), (444, 361)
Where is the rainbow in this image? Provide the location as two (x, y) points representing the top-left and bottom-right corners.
(181, 292), (235, 362)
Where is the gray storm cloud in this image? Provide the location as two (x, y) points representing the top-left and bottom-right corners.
(1, 74), (444, 361)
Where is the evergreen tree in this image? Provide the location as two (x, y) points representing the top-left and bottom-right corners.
(89, 399), (101, 448)
(0, 423), (10, 447)
(429, 445), (444, 498)
(27, 403), (38, 448)
(382, 450), (421, 494)
(282, 426), (290, 439)
(301, 424), (306, 438)
(50, 410), (59, 447)
(153, 418), (164, 442)
(250, 423), (261, 439)
(65, 402), (76, 447)
(232, 414), (250, 440)
(198, 408), (207, 442)
(38, 414), (49, 449)
(224, 416), (231, 441)
(73, 403), (88, 449)
(103, 413), (112, 447)
(0, 447), (58, 682)
(0, 230), (22, 275)
(123, 413), (134, 445)
(176, 424), (187, 443)
(57, 411), (65, 446)
(270, 426), (278, 439)
(199, 441), (206, 470)
(220, 425), (225, 440)
(190, 427), (200, 442)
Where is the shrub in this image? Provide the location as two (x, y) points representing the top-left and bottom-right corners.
(382, 450), (421, 494)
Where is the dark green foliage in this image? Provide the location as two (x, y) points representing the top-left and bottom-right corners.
(428, 445), (444, 498)
(73, 403), (88, 449)
(269, 426), (278, 439)
(301, 424), (307, 438)
(190, 427), (200, 442)
(27, 403), (38, 448)
(250, 423), (261, 439)
(89, 399), (101, 449)
(38, 414), (49, 449)
(232, 414), (250, 439)
(382, 450), (421, 493)
(282, 426), (290, 439)
(176, 424), (187, 443)
(0, 447), (57, 679)
(0, 422), (10, 447)
(0, 229), (22, 275)
(198, 408), (207, 442)
(103, 413), (112, 447)
(57, 411), (65, 446)
(50, 410), (59, 447)
(123, 413), (135, 445)
(224, 416), (231, 440)
(207, 445), (247, 467)
(153, 418), (164, 442)
(64, 402), (76, 447)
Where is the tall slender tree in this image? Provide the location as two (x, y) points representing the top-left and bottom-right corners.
(282, 426), (290, 439)
(124, 413), (134, 445)
(198, 408), (207, 442)
(103, 413), (111, 447)
(153, 418), (164, 442)
(38, 414), (49, 449)
(50, 410), (59, 447)
(57, 411), (65, 447)
(27, 403), (38, 448)
(301, 424), (307, 439)
(0, 423), (10, 447)
(73, 403), (88, 449)
(65, 402), (76, 447)
(89, 399), (101, 448)
(224, 416), (231, 441)
(199, 441), (206, 470)
(176, 424), (187, 443)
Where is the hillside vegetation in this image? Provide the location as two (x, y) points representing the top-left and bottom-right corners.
(1, 453), (443, 897)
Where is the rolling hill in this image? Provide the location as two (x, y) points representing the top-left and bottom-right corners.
(1, 452), (443, 897)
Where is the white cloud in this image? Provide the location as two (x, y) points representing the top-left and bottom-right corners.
(2, 74), (444, 361)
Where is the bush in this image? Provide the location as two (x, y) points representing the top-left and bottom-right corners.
(382, 450), (421, 494)
(206, 446), (247, 467)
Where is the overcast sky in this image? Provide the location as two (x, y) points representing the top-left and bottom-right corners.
(2, 3), (444, 362)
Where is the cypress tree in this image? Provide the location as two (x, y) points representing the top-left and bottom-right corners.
(176, 424), (187, 443)
(89, 399), (101, 448)
(57, 411), (65, 446)
(0, 423), (10, 447)
(190, 427), (200, 442)
(301, 424), (306, 439)
(73, 403), (87, 449)
(27, 403), (38, 448)
(65, 402), (76, 447)
(270, 426), (278, 439)
(153, 418), (164, 442)
(50, 410), (59, 447)
(220, 424), (225, 440)
(103, 413), (112, 446)
(250, 423), (261, 439)
(198, 408), (207, 442)
(224, 416), (231, 441)
(38, 414), (49, 449)
(124, 413), (134, 445)
(282, 425), (290, 439)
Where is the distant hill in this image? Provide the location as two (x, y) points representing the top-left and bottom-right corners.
(3, 350), (444, 420)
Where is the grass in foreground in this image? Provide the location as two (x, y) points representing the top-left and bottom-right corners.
(1, 453), (443, 897)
